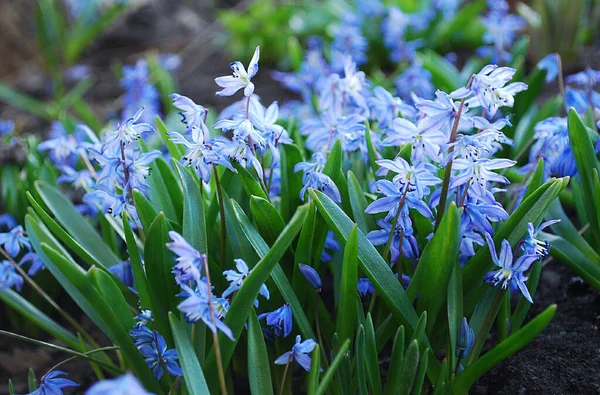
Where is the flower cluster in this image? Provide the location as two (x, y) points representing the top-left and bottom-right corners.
(477, 0), (525, 63)
(121, 59), (160, 124)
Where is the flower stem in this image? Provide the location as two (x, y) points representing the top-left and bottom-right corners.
(45, 346), (121, 377)
(314, 292), (325, 362)
(557, 54), (565, 102)
(0, 248), (102, 350)
(202, 254), (228, 395)
(435, 75), (475, 230)
(382, 187), (409, 262)
(279, 352), (293, 395)
(458, 180), (471, 207)
(213, 167), (228, 270)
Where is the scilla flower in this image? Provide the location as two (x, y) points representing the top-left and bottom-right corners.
(521, 220), (560, 258)
(466, 65), (528, 117)
(258, 304), (293, 337)
(139, 332), (182, 380)
(222, 258), (269, 307)
(484, 233), (538, 303)
(27, 371), (78, 395)
(216, 46), (260, 97)
(0, 225), (31, 257)
(166, 231), (203, 283)
(0, 260), (23, 291)
(298, 264), (322, 290)
(106, 107), (155, 146)
(274, 335), (321, 372)
(294, 153), (341, 203)
(170, 93), (207, 129)
(178, 283), (235, 340)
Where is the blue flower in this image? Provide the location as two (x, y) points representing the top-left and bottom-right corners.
(375, 158), (441, 199)
(450, 157), (515, 198)
(222, 259), (269, 306)
(537, 54), (560, 83)
(456, 317), (475, 359)
(258, 304), (293, 337)
(527, 117), (575, 178)
(564, 88), (590, 114)
(416, 91), (474, 135)
(121, 59), (160, 125)
(294, 153), (342, 203)
(215, 46), (260, 97)
(248, 100), (292, 167)
(212, 136), (264, 180)
(321, 231), (340, 262)
(298, 264), (322, 290)
(108, 260), (135, 289)
(0, 214), (17, 229)
(56, 166), (94, 190)
(465, 65), (528, 117)
(214, 117), (266, 151)
(367, 219), (420, 263)
(358, 278), (375, 297)
(382, 118), (447, 163)
(274, 335), (320, 372)
(395, 62), (435, 102)
(85, 373), (151, 395)
(135, 308), (153, 327)
(166, 231), (203, 283)
(331, 16), (368, 66)
(177, 283), (235, 340)
(478, 0), (525, 63)
(565, 67), (600, 90)
(139, 332), (183, 380)
(129, 326), (156, 348)
(0, 119), (14, 136)
(0, 260), (23, 291)
(0, 225), (31, 257)
(483, 233), (538, 303)
(106, 107), (155, 146)
(365, 179), (433, 222)
(461, 199), (508, 235)
(521, 220), (560, 258)
(37, 122), (78, 165)
(170, 93), (207, 129)
(27, 371), (78, 395)
(20, 252), (45, 276)
(367, 87), (408, 129)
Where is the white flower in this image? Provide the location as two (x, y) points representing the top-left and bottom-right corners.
(215, 46), (260, 97)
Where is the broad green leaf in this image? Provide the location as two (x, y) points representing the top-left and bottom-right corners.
(156, 116), (185, 159)
(28, 368), (37, 392)
(234, 162), (269, 201)
(407, 203), (460, 334)
(292, 201), (316, 306)
(383, 326), (405, 395)
(337, 225), (359, 346)
(0, 288), (79, 349)
(323, 139), (351, 213)
(417, 50), (462, 91)
(365, 314), (383, 395)
(203, 205), (308, 392)
(144, 213), (178, 345)
(123, 215), (151, 309)
(453, 305), (556, 394)
(365, 126), (381, 174)
(249, 196), (287, 244)
(308, 189), (421, 332)
(413, 348), (429, 395)
(523, 158), (545, 200)
(280, 143), (305, 222)
(147, 157), (183, 225)
(25, 214), (111, 336)
(545, 233), (600, 290)
(398, 340), (420, 395)
(169, 313), (210, 395)
(0, 83), (51, 119)
(308, 345), (321, 395)
(316, 339), (350, 395)
(232, 200), (314, 339)
(467, 287), (503, 363)
(35, 181), (120, 267)
(133, 189), (160, 233)
(512, 68), (546, 126)
(331, 333), (353, 395)
(347, 171), (376, 233)
(567, 108), (600, 242)
(41, 244), (162, 394)
(447, 259), (463, 373)
(247, 310), (274, 395)
(174, 160), (208, 254)
(224, 195), (259, 264)
(87, 267), (135, 331)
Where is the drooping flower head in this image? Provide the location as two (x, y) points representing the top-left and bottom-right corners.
(274, 335), (321, 372)
(27, 371), (78, 395)
(258, 304), (293, 337)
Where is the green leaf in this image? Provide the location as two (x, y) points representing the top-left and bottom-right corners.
(292, 201), (316, 306)
(316, 339), (350, 395)
(308, 345), (321, 395)
(523, 158), (545, 200)
(417, 50), (462, 91)
(249, 196), (287, 244)
(169, 313), (210, 395)
(232, 201), (315, 339)
(383, 326), (405, 395)
(123, 215), (152, 309)
(25, 214), (111, 336)
(337, 224), (359, 346)
(234, 162), (269, 201)
(35, 181), (120, 267)
(0, 288), (79, 349)
(308, 189), (421, 332)
(447, 258), (463, 373)
(331, 333), (353, 395)
(398, 340), (420, 395)
(40, 244), (162, 394)
(407, 203), (460, 334)
(133, 189), (160, 233)
(453, 305), (556, 394)
(88, 267), (134, 331)
(510, 260), (542, 332)
(28, 368), (37, 392)
(413, 348), (429, 395)
(203, 205), (308, 391)
(365, 125), (381, 174)
(322, 139), (351, 213)
(148, 157), (184, 225)
(545, 233), (600, 290)
(156, 117), (185, 159)
(347, 171), (376, 233)
(512, 68), (547, 126)
(356, 326), (368, 395)
(174, 160), (208, 254)
(0, 83), (51, 119)
(280, 143), (305, 222)
(247, 309), (274, 395)
(567, 108), (600, 242)
(364, 314), (383, 395)
(144, 213), (178, 344)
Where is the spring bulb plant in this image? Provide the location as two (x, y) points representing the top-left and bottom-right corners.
(1, 0), (599, 394)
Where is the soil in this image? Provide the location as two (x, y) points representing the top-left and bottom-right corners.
(1, 1), (600, 394)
